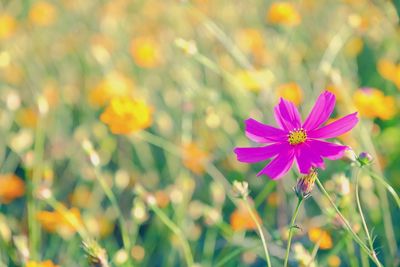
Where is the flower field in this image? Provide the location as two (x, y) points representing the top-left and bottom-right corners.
(0, 1), (399, 266)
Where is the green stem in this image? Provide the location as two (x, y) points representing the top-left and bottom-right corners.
(315, 178), (382, 266)
(150, 204), (194, 267)
(44, 197), (90, 240)
(346, 237), (358, 267)
(28, 115), (46, 260)
(93, 168), (133, 265)
(368, 171), (400, 208)
(307, 238), (321, 266)
(283, 198), (303, 267)
(354, 168), (381, 267)
(242, 197), (271, 267)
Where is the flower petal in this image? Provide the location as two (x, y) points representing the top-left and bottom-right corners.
(245, 118), (287, 143)
(307, 112), (358, 139)
(234, 143), (286, 163)
(308, 140), (348, 160)
(274, 98), (302, 131)
(295, 143), (325, 174)
(257, 147), (295, 180)
(302, 91), (336, 131)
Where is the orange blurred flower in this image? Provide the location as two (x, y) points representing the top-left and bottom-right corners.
(16, 108), (39, 128)
(100, 96), (152, 134)
(37, 207), (83, 237)
(377, 59), (400, 89)
(0, 13), (17, 39)
(276, 82), (303, 106)
(308, 227), (333, 249)
(230, 206), (261, 231)
(353, 88), (396, 120)
(267, 3), (301, 26)
(182, 143), (209, 175)
(89, 72), (134, 107)
(29, 1), (57, 26)
(0, 174), (25, 204)
(377, 59), (397, 81)
(26, 260), (59, 267)
(328, 255), (341, 267)
(267, 192), (279, 207)
(155, 190), (170, 208)
(235, 28), (264, 53)
(130, 37), (162, 68)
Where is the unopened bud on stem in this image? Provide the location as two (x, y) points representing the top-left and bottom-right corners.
(232, 180), (249, 198)
(295, 169), (317, 200)
(357, 152), (373, 167)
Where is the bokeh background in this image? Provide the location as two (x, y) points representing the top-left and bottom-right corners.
(0, 0), (399, 266)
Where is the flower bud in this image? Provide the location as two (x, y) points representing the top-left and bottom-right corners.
(357, 152), (373, 166)
(82, 239), (109, 267)
(295, 169), (317, 199)
(232, 180), (249, 198)
(174, 38), (198, 56)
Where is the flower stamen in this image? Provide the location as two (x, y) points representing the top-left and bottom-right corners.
(288, 128), (307, 145)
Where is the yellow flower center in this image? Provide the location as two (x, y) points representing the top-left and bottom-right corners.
(288, 128), (307, 145)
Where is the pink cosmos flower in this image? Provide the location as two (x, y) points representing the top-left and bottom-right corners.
(234, 91), (358, 179)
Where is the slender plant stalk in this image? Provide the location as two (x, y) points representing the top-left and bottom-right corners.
(28, 114), (46, 260)
(93, 168), (133, 265)
(368, 171), (400, 208)
(242, 197), (272, 267)
(346, 238), (358, 267)
(354, 168), (381, 267)
(44, 197), (90, 240)
(315, 178), (383, 266)
(307, 237), (321, 266)
(360, 250), (370, 267)
(150, 204), (194, 267)
(283, 198), (303, 267)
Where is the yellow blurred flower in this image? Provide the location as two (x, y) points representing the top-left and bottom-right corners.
(276, 82), (303, 106)
(353, 88), (396, 120)
(89, 72), (134, 107)
(100, 96), (152, 134)
(266, 2), (301, 26)
(0, 174), (25, 204)
(230, 206), (261, 231)
(182, 143), (209, 175)
(37, 207), (83, 238)
(235, 69), (274, 92)
(85, 215), (114, 238)
(344, 37), (364, 57)
(0, 13), (17, 39)
(29, 1), (57, 26)
(308, 227), (333, 250)
(130, 37), (162, 68)
(70, 185), (93, 208)
(325, 85), (343, 102)
(16, 108), (39, 128)
(26, 260), (59, 267)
